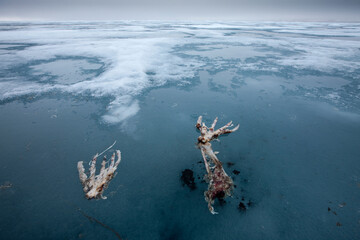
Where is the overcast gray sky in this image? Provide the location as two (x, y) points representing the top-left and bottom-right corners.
(0, 0), (359, 22)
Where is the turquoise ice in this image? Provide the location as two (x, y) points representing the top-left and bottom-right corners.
(0, 21), (359, 239)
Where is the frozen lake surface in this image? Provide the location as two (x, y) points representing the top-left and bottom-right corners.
(0, 21), (360, 239)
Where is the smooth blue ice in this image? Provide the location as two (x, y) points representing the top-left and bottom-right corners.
(0, 21), (359, 240)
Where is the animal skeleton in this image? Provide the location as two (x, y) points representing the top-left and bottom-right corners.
(77, 150), (121, 199)
(196, 116), (239, 214)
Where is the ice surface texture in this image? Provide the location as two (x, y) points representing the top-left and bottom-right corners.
(1, 21), (359, 125)
(1, 21), (360, 240)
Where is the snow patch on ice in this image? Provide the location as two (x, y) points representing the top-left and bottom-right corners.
(102, 96), (140, 124)
(1, 21), (359, 123)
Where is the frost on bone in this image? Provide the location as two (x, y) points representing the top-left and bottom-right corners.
(77, 150), (121, 200)
(196, 116), (239, 214)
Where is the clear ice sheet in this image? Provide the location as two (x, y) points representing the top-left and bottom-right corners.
(0, 21), (359, 240)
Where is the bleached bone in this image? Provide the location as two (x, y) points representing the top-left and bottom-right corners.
(196, 116), (239, 214)
(77, 150), (121, 200)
